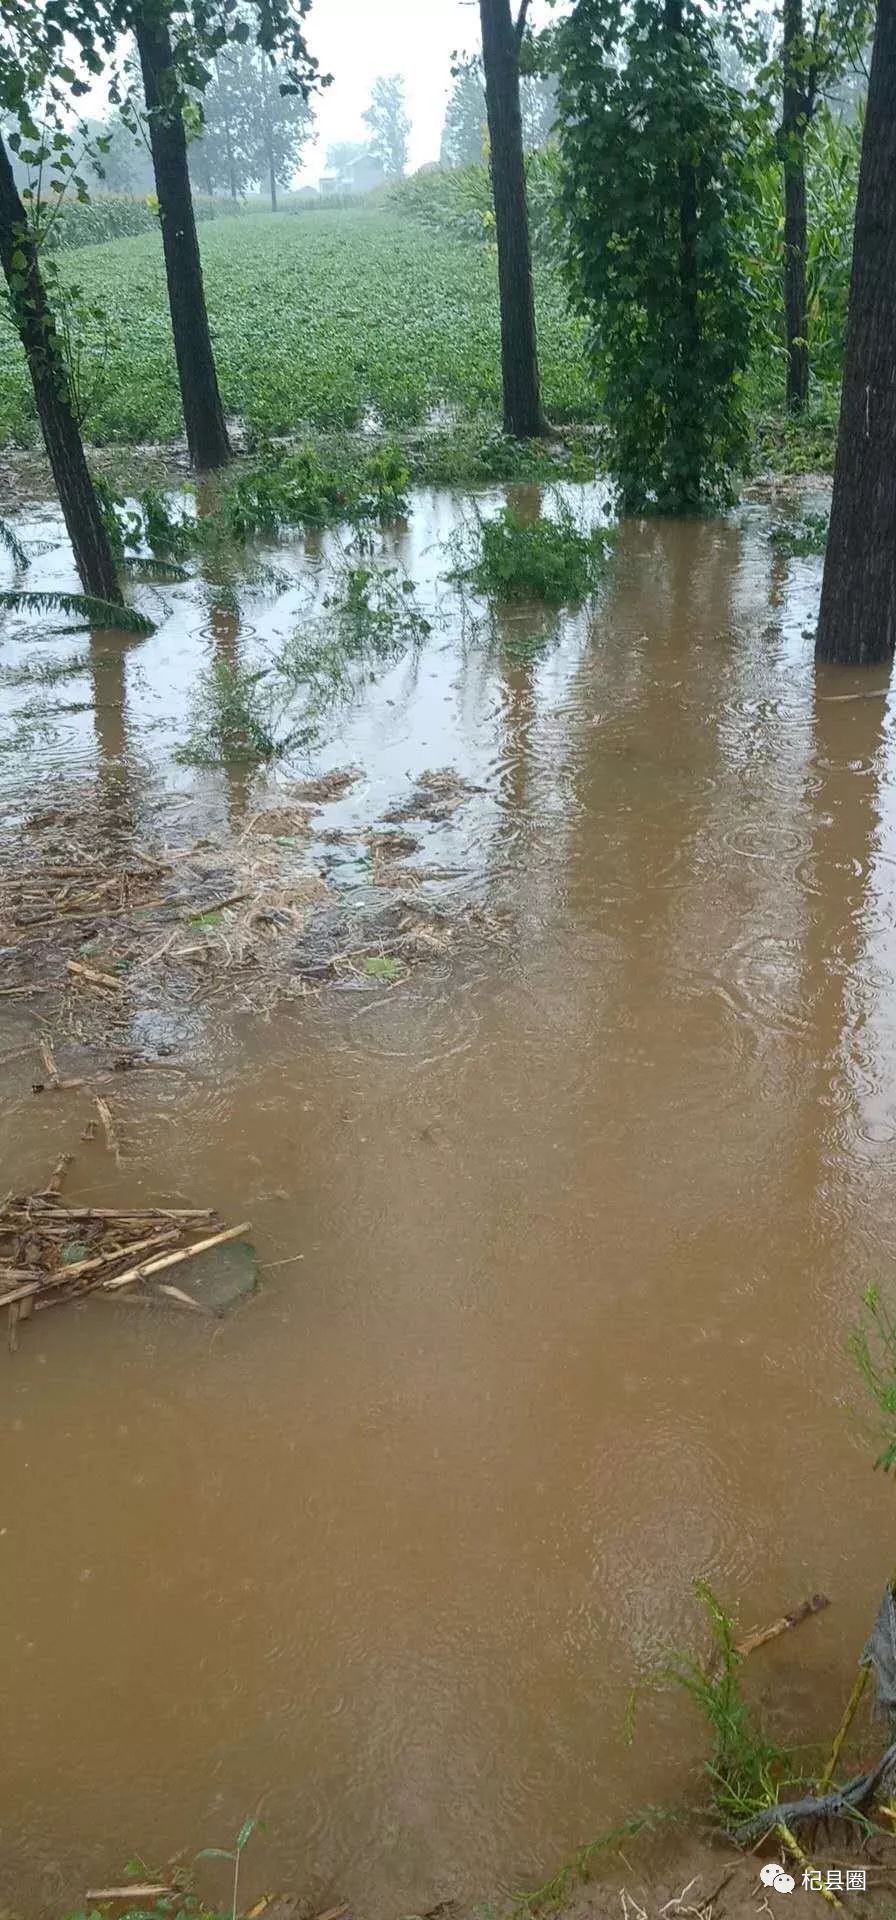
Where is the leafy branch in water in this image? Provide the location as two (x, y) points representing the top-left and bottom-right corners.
(0, 589), (154, 633)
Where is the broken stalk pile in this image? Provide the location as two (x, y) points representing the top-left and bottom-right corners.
(0, 1188), (251, 1347)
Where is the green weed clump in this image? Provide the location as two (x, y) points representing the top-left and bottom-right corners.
(458, 501), (612, 604)
(179, 556), (432, 767)
(406, 426), (598, 488)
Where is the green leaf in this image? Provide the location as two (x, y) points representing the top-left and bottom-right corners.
(362, 955), (402, 981)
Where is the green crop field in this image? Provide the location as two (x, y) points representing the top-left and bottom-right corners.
(0, 208), (596, 450)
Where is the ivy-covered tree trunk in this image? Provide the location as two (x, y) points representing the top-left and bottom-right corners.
(665, 0), (703, 499)
(0, 135), (120, 602)
(815, 0), (896, 665)
(135, 11), (232, 470)
(782, 0), (810, 410)
(478, 0), (544, 437)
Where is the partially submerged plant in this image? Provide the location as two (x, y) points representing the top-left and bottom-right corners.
(176, 658), (288, 768)
(769, 511), (829, 557)
(454, 500), (613, 604)
(215, 443), (411, 543)
(656, 1581), (791, 1831)
(276, 553), (433, 720)
(0, 516), (28, 569)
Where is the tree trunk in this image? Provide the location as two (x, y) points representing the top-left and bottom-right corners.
(815, 0), (896, 666)
(0, 134), (120, 602)
(782, 0), (810, 410)
(135, 12), (231, 470)
(478, 0), (544, 437)
(269, 159), (277, 212)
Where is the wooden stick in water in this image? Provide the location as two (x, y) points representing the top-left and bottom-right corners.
(103, 1221), (252, 1292)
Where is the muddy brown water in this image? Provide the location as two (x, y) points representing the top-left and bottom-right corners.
(2, 483), (896, 1916)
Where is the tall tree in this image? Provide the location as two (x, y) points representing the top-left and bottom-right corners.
(134, 5), (232, 469)
(441, 65), (487, 168)
(0, 135), (120, 599)
(193, 43), (310, 206)
(250, 48), (312, 208)
(0, 11), (122, 601)
(440, 60), (557, 167)
(815, 0), (896, 666)
(778, 0), (871, 409)
(193, 52), (251, 198)
(478, 0), (544, 437)
(127, 0), (321, 466)
(557, 0), (755, 510)
(362, 74), (410, 180)
(86, 107), (155, 194)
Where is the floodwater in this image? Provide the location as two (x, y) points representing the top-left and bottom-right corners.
(2, 482), (896, 1916)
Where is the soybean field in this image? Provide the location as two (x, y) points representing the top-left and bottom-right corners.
(0, 209), (595, 448)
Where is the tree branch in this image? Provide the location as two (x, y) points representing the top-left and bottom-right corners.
(515, 0), (532, 43)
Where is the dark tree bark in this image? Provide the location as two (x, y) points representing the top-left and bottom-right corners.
(269, 162), (278, 213)
(0, 135), (120, 602)
(478, 0), (544, 437)
(782, 0), (810, 410)
(815, 0), (896, 665)
(135, 11), (232, 470)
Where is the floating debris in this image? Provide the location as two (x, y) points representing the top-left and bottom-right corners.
(384, 766), (482, 824)
(0, 1172), (255, 1347)
(282, 766), (361, 804)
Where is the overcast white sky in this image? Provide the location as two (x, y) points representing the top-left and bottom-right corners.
(297, 0), (554, 183)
